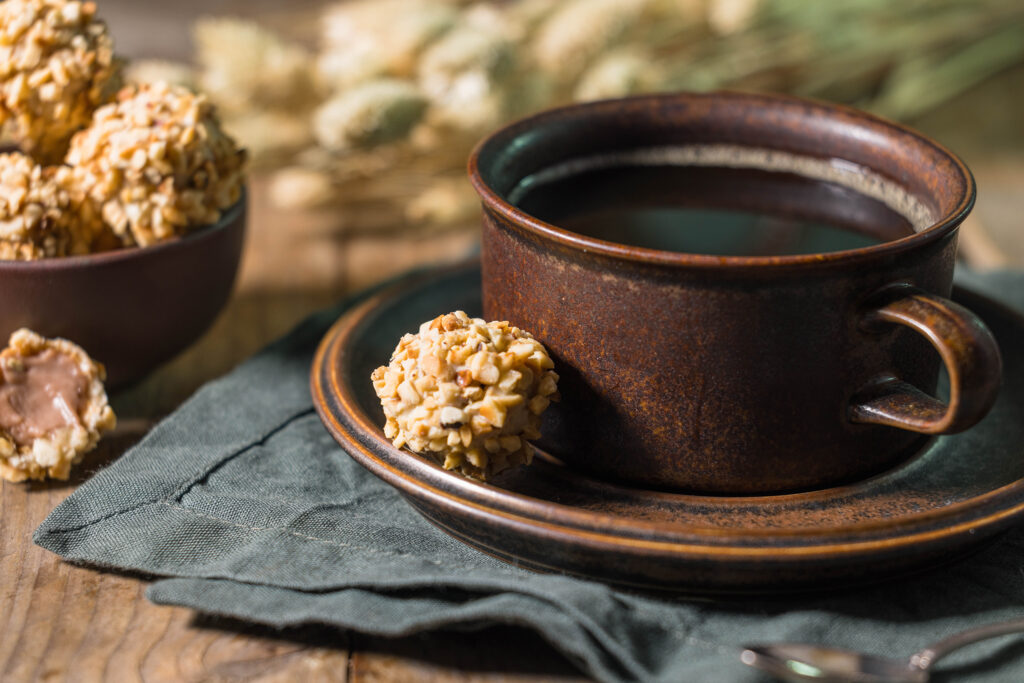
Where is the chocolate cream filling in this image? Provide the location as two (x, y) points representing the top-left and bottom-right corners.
(0, 349), (88, 447)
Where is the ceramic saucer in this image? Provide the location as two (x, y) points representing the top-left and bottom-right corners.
(311, 262), (1024, 593)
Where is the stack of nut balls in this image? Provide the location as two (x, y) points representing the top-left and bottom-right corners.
(0, 0), (247, 261)
(0, 0), (247, 485)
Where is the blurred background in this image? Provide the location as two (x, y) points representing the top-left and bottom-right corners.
(104, 0), (1024, 407)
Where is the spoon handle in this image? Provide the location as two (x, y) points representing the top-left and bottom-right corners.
(910, 617), (1024, 671)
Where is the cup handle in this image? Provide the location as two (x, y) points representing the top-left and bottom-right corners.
(849, 285), (1002, 434)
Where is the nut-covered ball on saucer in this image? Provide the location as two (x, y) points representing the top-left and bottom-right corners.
(0, 151), (100, 259)
(371, 311), (559, 480)
(0, 328), (116, 482)
(0, 0), (122, 164)
(66, 81), (247, 247)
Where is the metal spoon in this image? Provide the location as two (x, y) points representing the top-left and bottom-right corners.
(740, 617), (1024, 682)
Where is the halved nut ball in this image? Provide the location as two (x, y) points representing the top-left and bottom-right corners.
(0, 328), (115, 481)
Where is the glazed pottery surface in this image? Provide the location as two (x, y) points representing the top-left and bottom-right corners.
(469, 92), (1001, 493)
(0, 195), (246, 388)
(311, 264), (1024, 593)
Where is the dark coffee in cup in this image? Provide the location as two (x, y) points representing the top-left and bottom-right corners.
(511, 147), (921, 257)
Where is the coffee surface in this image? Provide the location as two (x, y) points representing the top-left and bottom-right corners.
(512, 153), (920, 257)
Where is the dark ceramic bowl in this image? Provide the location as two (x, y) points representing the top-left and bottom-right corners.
(0, 194), (246, 388)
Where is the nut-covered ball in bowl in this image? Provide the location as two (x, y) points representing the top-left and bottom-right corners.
(66, 81), (247, 248)
(0, 150), (94, 259)
(0, 0), (123, 164)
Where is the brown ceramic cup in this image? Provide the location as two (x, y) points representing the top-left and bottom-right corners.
(469, 92), (1002, 494)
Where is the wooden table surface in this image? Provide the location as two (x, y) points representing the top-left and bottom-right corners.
(4, 2), (1024, 681)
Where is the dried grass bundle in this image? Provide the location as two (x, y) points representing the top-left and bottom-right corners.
(155, 0), (1024, 234)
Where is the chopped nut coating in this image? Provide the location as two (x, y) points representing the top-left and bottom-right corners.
(0, 328), (115, 482)
(0, 0), (122, 164)
(372, 311), (558, 481)
(0, 151), (98, 259)
(66, 81), (247, 247)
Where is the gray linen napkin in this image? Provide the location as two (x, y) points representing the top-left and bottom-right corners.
(34, 268), (1024, 683)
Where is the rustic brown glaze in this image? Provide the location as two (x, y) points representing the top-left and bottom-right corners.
(468, 92), (1001, 494)
(851, 285), (1003, 433)
(310, 264), (1024, 593)
(0, 195), (246, 388)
